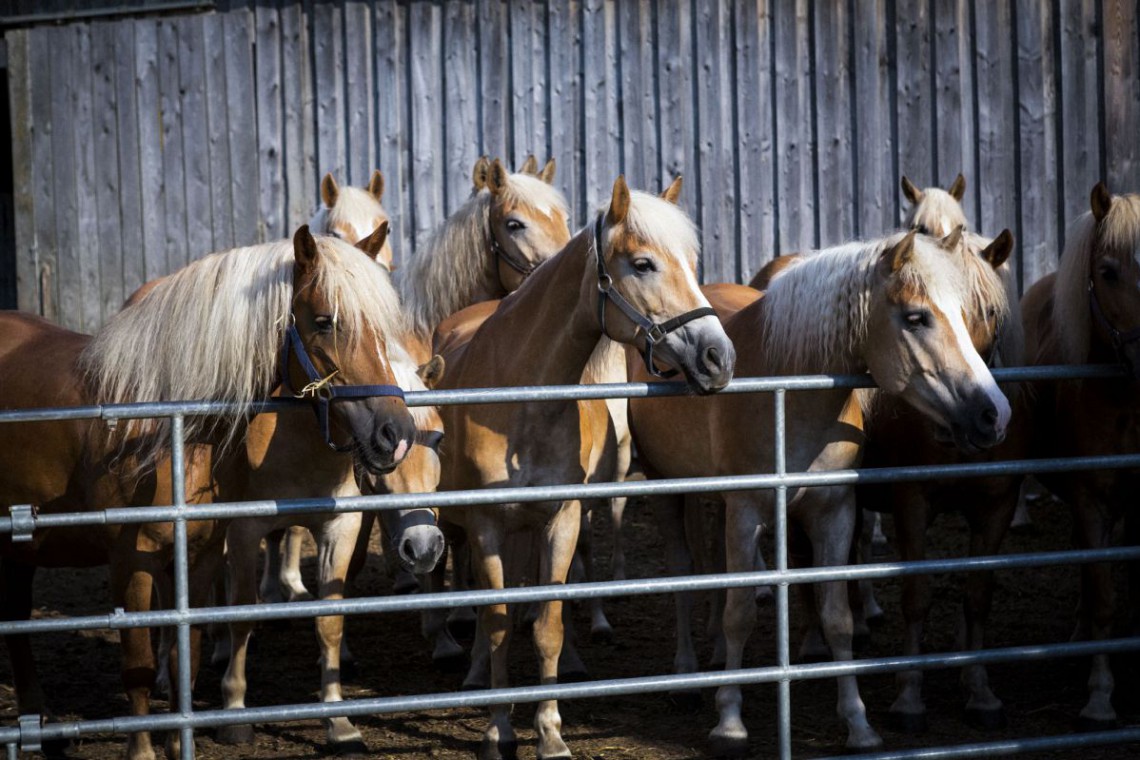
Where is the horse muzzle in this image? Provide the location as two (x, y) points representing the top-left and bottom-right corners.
(945, 389), (1008, 454)
(665, 319), (736, 395)
(394, 524), (446, 575)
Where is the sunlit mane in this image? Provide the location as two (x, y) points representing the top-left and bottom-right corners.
(308, 185), (388, 246)
(80, 237), (406, 470)
(1054, 194), (1140, 363)
(904, 188), (968, 238)
(398, 173), (569, 338)
(609, 190), (701, 267)
(965, 231), (1023, 368)
(388, 335), (436, 428)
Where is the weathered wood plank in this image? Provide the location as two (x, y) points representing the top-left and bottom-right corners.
(254, 1), (283, 241)
(852, 0), (894, 238)
(343, 0), (375, 188)
(375, 0), (412, 264)
(478, 0), (509, 162)
(177, 15), (212, 262)
(1103, 0), (1140, 193)
(1058, 0), (1101, 225)
(975, 0), (1019, 274)
(933, 0), (977, 222)
(135, 19), (167, 283)
(158, 19), (188, 274)
(280, 0), (316, 232)
(1017, 0), (1061, 286)
(510, 0), (545, 167)
(656, 0), (696, 223)
(547, 0), (582, 226)
(583, 0), (616, 213)
(49, 26), (81, 328)
(895, 0), (932, 213)
(113, 19), (145, 300)
(90, 21), (125, 322)
(313, 1), (346, 185)
(409, 0), (444, 248)
(7, 30), (38, 313)
(814, 0), (855, 247)
(72, 24), (102, 332)
(773, 0), (814, 254)
(203, 12), (235, 252)
(735, 0), (776, 279)
(223, 8), (259, 246)
(694, 0), (735, 281)
(443, 0), (480, 215)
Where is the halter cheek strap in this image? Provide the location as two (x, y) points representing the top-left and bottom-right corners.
(1089, 280), (1140, 354)
(488, 228), (541, 280)
(592, 215), (718, 378)
(280, 324), (406, 452)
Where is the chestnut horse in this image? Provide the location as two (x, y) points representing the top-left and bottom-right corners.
(309, 170), (393, 269)
(434, 176), (733, 760)
(1021, 182), (1140, 729)
(0, 227), (415, 760)
(630, 229), (1011, 755)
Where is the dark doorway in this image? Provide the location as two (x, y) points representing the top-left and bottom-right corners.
(0, 65), (13, 310)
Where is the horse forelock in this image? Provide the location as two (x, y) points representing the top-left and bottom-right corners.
(399, 172), (569, 338)
(613, 191), (700, 269)
(80, 236), (405, 473)
(309, 185), (388, 243)
(904, 188), (969, 238)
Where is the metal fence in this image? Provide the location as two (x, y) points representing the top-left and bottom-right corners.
(1, 364), (1139, 759)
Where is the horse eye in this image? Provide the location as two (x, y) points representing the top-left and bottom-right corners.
(505, 219), (526, 232)
(903, 310), (930, 330)
(633, 258), (656, 275)
(314, 316), (335, 332)
(1100, 265), (1119, 282)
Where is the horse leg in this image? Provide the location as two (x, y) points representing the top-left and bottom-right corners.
(707, 501), (728, 668)
(0, 560), (51, 730)
(208, 566), (230, 671)
(217, 521), (263, 746)
(280, 525), (313, 602)
(469, 524), (516, 760)
(1072, 492), (1118, 729)
(887, 489), (933, 733)
(338, 511), (379, 679)
(610, 430), (633, 582)
(259, 527), (287, 604)
(858, 509), (885, 624)
(532, 502), (580, 760)
(791, 522), (830, 663)
(421, 541), (466, 672)
(653, 494), (699, 691)
(807, 489), (881, 751)
(447, 537), (478, 635)
(709, 491), (763, 757)
(153, 572), (174, 700)
(579, 503), (614, 644)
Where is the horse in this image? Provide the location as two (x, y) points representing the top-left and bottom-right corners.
(309, 169), (393, 270)
(432, 176), (733, 760)
(1020, 182), (1140, 730)
(629, 228), (1012, 755)
(0, 225), (415, 760)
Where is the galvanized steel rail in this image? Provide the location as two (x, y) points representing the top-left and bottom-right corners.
(0, 363), (1137, 759)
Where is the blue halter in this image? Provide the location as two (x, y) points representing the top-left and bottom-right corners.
(279, 323), (406, 452)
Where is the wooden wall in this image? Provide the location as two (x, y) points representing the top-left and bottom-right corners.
(6, 0), (1140, 331)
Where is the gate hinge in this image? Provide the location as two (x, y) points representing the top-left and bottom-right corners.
(9, 505), (36, 542)
(17, 713), (41, 753)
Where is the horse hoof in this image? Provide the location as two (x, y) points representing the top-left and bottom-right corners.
(215, 723), (256, 745)
(964, 706), (1006, 730)
(590, 626), (615, 645)
(667, 690), (702, 711)
(1075, 714), (1118, 733)
(886, 711), (928, 735)
(707, 734), (749, 758)
(536, 744), (572, 760)
(478, 737), (518, 760)
(331, 738), (369, 757)
(433, 651), (469, 674)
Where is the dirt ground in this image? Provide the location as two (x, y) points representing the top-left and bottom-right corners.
(0, 490), (1137, 759)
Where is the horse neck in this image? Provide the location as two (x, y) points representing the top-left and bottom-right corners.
(476, 231), (600, 387)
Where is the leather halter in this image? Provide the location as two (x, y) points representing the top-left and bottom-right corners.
(1089, 279), (1140, 354)
(591, 214), (718, 378)
(413, 429), (444, 451)
(488, 229), (541, 279)
(280, 323), (406, 452)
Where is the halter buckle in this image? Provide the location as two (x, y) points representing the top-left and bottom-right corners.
(645, 324), (666, 344)
(597, 273), (613, 293)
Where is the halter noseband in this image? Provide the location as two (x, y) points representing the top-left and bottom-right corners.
(280, 323), (406, 452)
(1089, 279), (1140, 354)
(592, 214), (717, 378)
(489, 229), (541, 280)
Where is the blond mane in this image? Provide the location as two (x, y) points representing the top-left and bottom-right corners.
(81, 236), (406, 471)
(308, 185), (388, 245)
(904, 188), (968, 238)
(398, 173), (569, 338)
(1053, 194), (1140, 363)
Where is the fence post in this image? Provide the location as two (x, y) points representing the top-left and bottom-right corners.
(169, 414), (195, 760)
(774, 389), (791, 760)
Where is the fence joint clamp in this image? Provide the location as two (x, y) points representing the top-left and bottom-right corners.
(10, 505), (35, 542)
(18, 713), (42, 752)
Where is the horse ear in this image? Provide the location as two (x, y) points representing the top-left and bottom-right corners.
(940, 225), (964, 250)
(519, 154), (539, 175)
(888, 230), (918, 272)
(368, 170), (385, 201)
(1091, 182), (1113, 222)
(417, 355), (446, 388)
(486, 159), (509, 196)
(606, 175), (631, 226)
(293, 224), (320, 274)
(900, 175), (923, 205)
(660, 175), (683, 204)
(981, 229), (1014, 270)
(948, 173), (966, 201)
(320, 173), (339, 208)
(355, 221), (390, 261)
(540, 158), (557, 184)
(472, 156), (490, 190)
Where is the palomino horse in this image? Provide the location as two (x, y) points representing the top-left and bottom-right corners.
(630, 229), (1012, 755)
(0, 226), (415, 760)
(1021, 182), (1140, 729)
(433, 176), (733, 760)
(901, 173), (968, 237)
(310, 169), (393, 269)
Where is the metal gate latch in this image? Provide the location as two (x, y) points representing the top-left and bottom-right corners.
(17, 714), (42, 753)
(9, 505), (35, 543)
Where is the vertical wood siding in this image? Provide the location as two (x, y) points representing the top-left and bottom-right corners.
(6, 0), (1140, 330)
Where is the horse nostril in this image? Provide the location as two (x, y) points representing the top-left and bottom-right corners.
(704, 346), (722, 370)
(981, 406), (998, 426)
(376, 422), (398, 450)
(401, 538), (416, 563)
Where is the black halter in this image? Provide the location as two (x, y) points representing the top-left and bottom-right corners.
(280, 323), (406, 452)
(1089, 279), (1140, 354)
(592, 214), (718, 378)
(413, 429), (444, 451)
(489, 229), (541, 280)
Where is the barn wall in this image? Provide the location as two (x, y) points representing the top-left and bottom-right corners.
(6, 0), (1139, 331)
